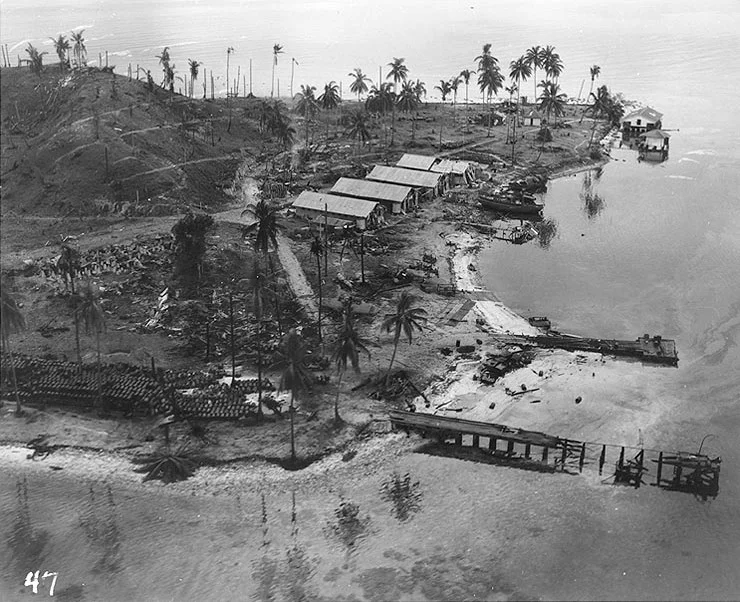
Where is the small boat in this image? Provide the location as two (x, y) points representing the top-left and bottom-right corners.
(528, 316), (552, 330)
(479, 194), (544, 215)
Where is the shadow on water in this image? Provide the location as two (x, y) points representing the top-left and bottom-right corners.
(536, 217), (558, 249)
(7, 477), (51, 572)
(379, 472), (423, 523)
(251, 491), (318, 602)
(78, 482), (123, 576)
(324, 497), (373, 561)
(580, 171), (607, 219)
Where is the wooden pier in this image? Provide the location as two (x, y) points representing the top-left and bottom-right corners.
(389, 410), (720, 498)
(491, 333), (678, 366)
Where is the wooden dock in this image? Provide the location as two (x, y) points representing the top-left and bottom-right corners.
(389, 410), (720, 498)
(491, 333), (678, 366)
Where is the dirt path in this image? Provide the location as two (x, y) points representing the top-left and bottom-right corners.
(275, 232), (318, 319)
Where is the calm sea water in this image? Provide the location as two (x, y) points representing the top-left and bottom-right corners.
(2, 1), (740, 600)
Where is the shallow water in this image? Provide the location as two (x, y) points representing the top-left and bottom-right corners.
(2, 0), (740, 600)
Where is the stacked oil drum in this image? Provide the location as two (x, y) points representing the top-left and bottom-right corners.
(171, 377), (275, 420)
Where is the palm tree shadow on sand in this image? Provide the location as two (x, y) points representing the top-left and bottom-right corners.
(7, 477), (51, 573)
(379, 472), (424, 523)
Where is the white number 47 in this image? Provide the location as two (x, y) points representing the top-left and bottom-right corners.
(24, 570), (59, 596)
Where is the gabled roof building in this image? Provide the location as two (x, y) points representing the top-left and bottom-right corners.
(330, 177), (413, 214)
(291, 191), (384, 230)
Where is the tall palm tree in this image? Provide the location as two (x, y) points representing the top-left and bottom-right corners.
(70, 30), (87, 69)
(476, 44), (503, 106)
(542, 45), (563, 82)
(271, 43), (284, 98)
(187, 59), (201, 98)
(318, 81), (341, 110)
(348, 68), (371, 103)
(345, 110), (371, 153)
(226, 47), (235, 97)
(381, 292), (427, 385)
(1, 283), (26, 415)
(586, 84), (611, 147)
(294, 83), (319, 145)
(524, 45), (544, 102)
(587, 64), (601, 100)
(509, 56), (532, 107)
(459, 69), (472, 104)
(310, 236), (324, 345)
(77, 281), (106, 411)
(50, 34), (70, 71)
(386, 58), (408, 146)
(435, 80), (452, 103)
(397, 81), (420, 113)
(449, 75), (462, 107)
(249, 260), (268, 419)
(272, 329), (312, 462)
(365, 82), (394, 114)
(538, 80), (567, 124)
(413, 79), (426, 104)
(331, 301), (370, 424)
(24, 44), (47, 76)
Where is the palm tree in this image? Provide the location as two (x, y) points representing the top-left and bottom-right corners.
(274, 118), (296, 151)
(476, 44), (503, 107)
(24, 44), (47, 76)
(1, 283), (26, 415)
(271, 43), (284, 98)
(435, 79), (452, 103)
(226, 47), (235, 97)
(50, 34), (70, 71)
(538, 80), (567, 124)
(397, 81), (420, 113)
(509, 56), (532, 107)
(331, 302), (370, 424)
(365, 82), (394, 114)
(587, 64), (601, 100)
(450, 75), (462, 107)
(542, 46), (563, 82)
(524, 45), (544, 102)
(70, 30), (87, 69)
(272, 329), (312, 462)
(413, 79), (426, 103)
(318, 81), (341, 110)
(381, 292), (427, 385)
(294, 84), (319, 144)
(310, 236), (324, 345)
(459, 69), (472, 104)
(585, 84), (612, 147)
(188, 59), (201, 98)
(345, 110), (371, 153)
(249, 260), (268, 419)
(77, 281), (106, 411)
(386, 58), (408, 146)
(348, 68), (371, 103)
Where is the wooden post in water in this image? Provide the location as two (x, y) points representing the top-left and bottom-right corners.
(579, 442), (586, 473)
(561, 439), (568, 470)
(599, 445), (606, 475)
(655, 451), (663, 486)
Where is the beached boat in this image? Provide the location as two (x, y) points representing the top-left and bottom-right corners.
(478, 194), (544, 215)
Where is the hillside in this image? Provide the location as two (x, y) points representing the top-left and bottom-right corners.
(0, 66), (266, 222)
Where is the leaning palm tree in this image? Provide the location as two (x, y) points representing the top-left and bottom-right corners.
(70, 30), (87, 69)
(345, 109), (371, 153)
(188, 59), (201, 98)
(271, 43), (284, 98)
(1, 283), (26, 415)
(381, 292), (427, 385)
(272, 329), (312, 463)
(524, 45), (544, 102)
(587, 64), (601, 100)
(76, 281), (106, 411)
(331, 302), (370, 425)
(294, 84), (319, 144)
(348, 68), (371, 103)
(310, 236), (324, 345)
(50, 34), (70, 71)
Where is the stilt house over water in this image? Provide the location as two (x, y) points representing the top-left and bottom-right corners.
(638, 129), (670, 161)
(329, 177), (415, 214)
(621, 106), (663, 137)
(291, 191), (384, 230)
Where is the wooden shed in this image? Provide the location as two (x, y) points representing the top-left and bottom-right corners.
(366, 165), (443, 200)
(291, 191), (384, 230)
(330, 177), (414, 214)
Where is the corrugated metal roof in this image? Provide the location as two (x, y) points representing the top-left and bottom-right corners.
(622, 106), (663, 124)
(292, 191), (378, 218)
(396, 153), (437, 170)
(431, 159), (471, 175)
(331, 178), (412, 203)
(367, 165), (441, 188)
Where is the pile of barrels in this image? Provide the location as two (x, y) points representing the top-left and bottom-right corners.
(2, 355), (165, 415)
(172, 379), (275, 420)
